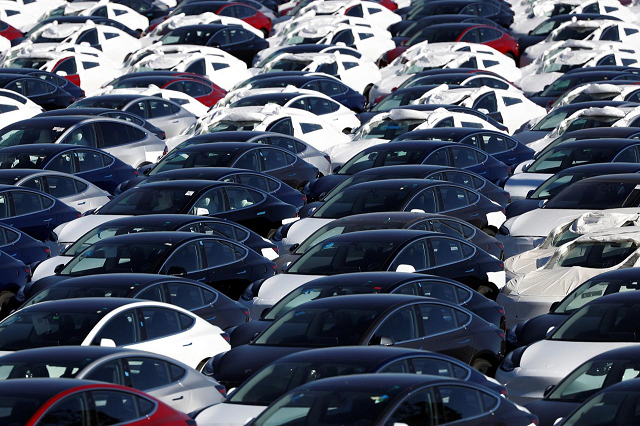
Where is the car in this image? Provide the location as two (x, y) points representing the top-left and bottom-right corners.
(121, 167), (306, 210)
(249, 229), (506, 320)
(0, 222), (49, 267)
(305, 164), (510, 206)
(390, 13), (509, 41)
(196, 346), (507, 426)
(210, 294), (506, 388)
(395, 127), (535, 168)
(166, 0), (272, 35)
(391, 70), (516, 95)
(23, 15), (141, 40)
(0, 73), (76, 110)
(0, 116), (166, 169)
(245, 374), (535, 426)
(496, 291), (640, 404)
(533, 126), (640, 157)
(0, 170), (111, 213)
(506, 163), (640, 218)
(0, 68), (83, 101)
(0, 346), (227, 413)
(145, 142), (318, 190)
(505, 139), (640, 200)
(29, 231), (276, 300)
(507, 268), (640, 351)
(234, 271), (506, 347)
(37, 107), (167, 140)
(159, 24), (269, 65)
(0, 144), (137, 194)
(281, 179), (506, 253)
(36, 213), (278, 278)
(21, 273), (251, 330)
(0, 298), (231, 369)
(80, 2), (150, 33)
(232, 73), (367, 112)
(0, 378), (193, 426)
(112, 0), (169, 21)
(69, 94), (197, 139)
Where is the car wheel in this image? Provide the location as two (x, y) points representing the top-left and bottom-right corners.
(197, 358), (210, 372)
(477, 285), (495, 299)
(482, 227), (496, 237)
(0, 291), (15, 316)
(472, 358), (494, 375)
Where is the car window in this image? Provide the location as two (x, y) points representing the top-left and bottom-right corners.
(77, 150), (105, 172)
(97, 122), (135, 148)
(64, 125), (98, 148)
(387, 388), (440, 426)
(92, 390), (147, 425)
(390, 239), (431, 271)
(420, 281), (460, 303)
(148, 100), (175, 118)
(162, 241), (204, 275)
(95, 310), (141, 346)
(378, 359), (412, 373)
(26, 79), (55, 96)
(412, 357), (468, 379)
(450, 147), (479, 168)
(125, 358), (174, 391)
(185, 58), (206, 75)
(53, 57), (77, 75)
(141, 307), (181, 339)
(11, 191), (44, 216)
(424, 148), (450, 166)
(38, 393), (91, 426)
(419, 304), (458, 336)
(405, 188), (438, 213)
(233, 173), (271, 192)
(166, 282), (206, 309)
(85, 360), (125, 385)
(438, 385), (498, 423)
(439, 186), (470, 211)
(202, 238), (246, 267)
(260, 148), (291, 170)
(429, 219), (466, 238)
(267, 117), (294, 135)
(225, 187), (263, 209)
(45, 152), (75, 174)
(136, 284), (165, 302)
(191, 188), (226, 215)
(370, 307), (419, 344)
(432, 237), (474, 265)
(46, 176), (79, 198)
(318, 80), (346, 95)
(0, 194), (8, 219)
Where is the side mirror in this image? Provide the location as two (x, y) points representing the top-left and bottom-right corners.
(526, 190), (534, 199)
(195, 207), (209, 216)
(53, 264), (65, 274)
(549, 301), (560, 313)
(380, 336), (395, 346)
(100, 338), (116, 347)
(546, 326), (555, 337)
(55, 70), (68, 77)
(332, 165), (341, 174)
(410, 209), (425, 213)
(281, 262), (291, 272)
(395, 264), (416, 273)
(289, 243), (299, 253)
(139, 164), (154, 176)
(543, 385), (555, 397)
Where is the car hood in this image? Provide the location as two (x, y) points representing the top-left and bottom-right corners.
(283, 218), (334, 247)
(325, 138), (388, 166)
(506, 266), (604, 298)
(505, 209), (589, 237)
(505, 247), (555, 278)
(258, 273), (324, 301)
(53, 215), (128, 244)
(504, 173), (553, 199)
(525, 399), (580, 426)
(512, 130), (548, 145)
(196, 403), (266, 426)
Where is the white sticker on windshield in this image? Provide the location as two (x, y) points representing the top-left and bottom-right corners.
(185, 191), (194, 196)
(53, 127), (65, 132)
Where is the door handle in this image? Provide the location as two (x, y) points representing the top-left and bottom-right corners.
(172, 396), (184, 401)
(479, 171), (487, 175)
(104, 174), (112, 178)
(78, 202), (86, 205)
(470, 213), (479, 217)
(459, 338), (471, 344)
(465, 268), (475, 273)
(171, 120), (180, 123)
(507, 157), (516, 161)
(183, 342), (192, 347)
(237, 270), (246, 274)
(43, 218), (53, 222)
(197, 277), (206, 282)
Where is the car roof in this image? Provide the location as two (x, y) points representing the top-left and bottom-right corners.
(86, 231), (205, 245)
(399, 127), (494, 139)
(583, 267), (640, 280)
(0, 378), (106, 398)
(38, 108), (120, 117)
(236, 92), (305, 102)
(556, 163), (640, 175)
(150, 167), (252, 180)
(560, 127), (640, 138)
(0, 346), (141, 363)
(418, 22), (482, 31)
(314, 229), (440, 245)
(0, 169), (42, 180)
(79, 94), (147, 102)
(293, 293), (434, 311)
(324, 212), (458, 227)
(580, 173), (640, 183)
(134, 179), (228, 190)
(21, 297), (138, 313)
(361, 140), (454, 152)
(354, 165), (454, 176)
(39, 273), (190, 289)
(170, 24), (240, 31)
(175, 142), (260, 152)
(11, 116), (92, 127)
(188, 131), (269, 142)
(275, 346), (448, 367)
(0, 144), (76, 155)
(347, 178), (456, 192)
(549, 138), (640, 150)
(101, 214), (214, 227)
(301, 271), (455, 290)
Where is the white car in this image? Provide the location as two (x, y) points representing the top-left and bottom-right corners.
(551, 82), (640, 110)
(2, 170), (111, 213)
(415, 85), (546, 133)
(81, 2), (149, 33)
(293, 0), (401, 29)
(327, 107), (503, 166)
(259, 51), (381, 95)
(498, 227), (640, 326)
(495, 292), (640, 404)
(0, 1), (39, 31)
(0, 298), (231, 370)
(0, 94), (40, 130)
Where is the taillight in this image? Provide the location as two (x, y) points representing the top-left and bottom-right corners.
(497, 242), (504, 249)
(215, 384), (227, 397)
(496, 329), (505, 340)
(506, 166), (511, 174)
(301, 194), (307, 202)
(270, 263), (277, 271)
(163, 145), (168, 156)
(272, 246), (278, 254)
(23, 266), (31, 275)
(221, 332), (230, 343)
(498, 307), (505, 315)
(500, 388), (508, 397)
(43, 247), (51, 255)
(499, 262), (504, 269)
(324, 154), (331, 163)
(160, 131), (166, 140)
(76, 212), (82, 218)
(133, 169), (139, 177)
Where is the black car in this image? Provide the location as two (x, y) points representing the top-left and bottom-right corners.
(20, 274), (250, 330)
(252, 44), (363, 68)
(0, 144), (137, 194)
(112, 0), (169, 21)
(400, 0), (514, 28)
(37, 108), (166, 140)
(233, 73), (366, 112)
(0, 73), (75, 110)
(390, 13), (507, 41)
(507, 268), (640, 351)
(305, 164), (509, 206)
(205, 346), (507, 419)
(529, 72), (640, 106)
(535, 126), (640, 155)
(246, 374), (536, 426)
(0, 68), (84, 100)
(396, 127), (535, 168)
(95, 180), (296, 237)
(304, 179), (505, 235)
(27, 232), (275, 300)
(208, 294), (505, 387)
(394, 71), (512, 94)
(121, 167), (306, 209)
(54, 213), (277, 259)
(274, 212), (504, 271)
(159, 24), (268, 65)
(232, 271), (505, 347)
(506, 163), (640, 218)
(145, 142), (318, 190)
(526, 346), (640, 426)
(106, 71), (214, 87)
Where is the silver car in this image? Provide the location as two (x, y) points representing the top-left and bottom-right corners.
(0, 115), (166, 168)
(0, 170), (111, 213)
(0, 346), (226, 414)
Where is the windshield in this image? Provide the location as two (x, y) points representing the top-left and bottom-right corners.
(207, 120), (260, 132)
(357, 119), (424, 140)
(313, 187), (415, 218)
(548, 359), (640, 403)
(407, 28), (461, 46)
(0, 357), (97, 379)
(288, 240), (397, 275)
(254, 306), (380, 346)
(63, 225), (169, 256)
(530, 19), (560, 36)
(150, 150), (238, 175)
(252, 386), (393, 426)
(551, 25), (596, 41)
(529, 172), (588, 200)
(7, 58), (49, 69)
(556, 277), (640, 314)
(527, 147), (615, 174)
(532, 110), (571, 131)
(0, 122), (69, 147)
(231, 98), (289, 108)
(545, 181), (636, 209)
(372, 92), (422, 111)
(0, 309), (104, 350)
(550, 302), (640, 342)
(540, 77), (579, 97)
(60, 242), (171, 276)
(555, 241), (637, 268)
(229, 361), (368, 406)
(562, 390), (640, 426)
(338, 149), (427, 175)
(266, 59), (312, 72)
(98, 187), (196, 215)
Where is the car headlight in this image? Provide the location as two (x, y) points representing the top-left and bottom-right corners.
(500, 347), (526, 372)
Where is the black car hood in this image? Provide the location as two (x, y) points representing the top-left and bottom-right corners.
(519, 313), (569, 347)
(505, 199), (541, 219)
(306, 174), (350, 201)
(526, 399), (580, 426)
(229, 320), (271, 347)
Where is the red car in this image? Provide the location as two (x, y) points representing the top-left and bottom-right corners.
(4, 378), (194, 426)
(382, 23), (519, 66)
(0, 20), (22, 42)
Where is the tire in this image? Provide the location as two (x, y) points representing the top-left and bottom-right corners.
(482, 227), (496, 237)
(472, 358), (494, 376)
(477, 285), (495, 300)
(0, 291), (15, 318)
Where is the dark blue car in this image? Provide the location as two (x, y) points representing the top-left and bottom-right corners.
(0, 185), (80, 241)
(0, 250), (31, 317)
(0, 68), (85, 100)
(0, 144), (137, 194)
(0, 74), (75, 110)
(0, 222), (50, 267)
(395, 127), (534, 168)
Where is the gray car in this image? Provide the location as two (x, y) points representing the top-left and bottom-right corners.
(0, 346), (226, 414)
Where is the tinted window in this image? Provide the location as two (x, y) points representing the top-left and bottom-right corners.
(202, 238), (244, 267)
(371, 307), (419, 344)
(92, 390), (141, 426)
(85, 360), (125, 385)
(97, 122), (134, 148)
(161, 241), (204, 275)
(419, 304), (458, 336)
(387, 388), (439, 426)
(438, 385), (497, 423)
(95, 310), (140, 346)
(46, 176), (78, 198)
(12, 191), (43, 215)
(77, 150), (104, 172)
(64, 125), (98, 148)
(405, 188), (438, 213)
(390, 239), (431, 271)
(126, 358), (174, 391)
(166, 283), (206, 309)
(38, 393), (91, 426)
(439, 186), (470, 211)
(141, 308), (181, 339)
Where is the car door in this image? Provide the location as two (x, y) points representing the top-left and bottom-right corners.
(436, 184), (482, 226)
(7, 190), (54, 240)
(145, 99), (184, 138)
(368, 305), (423, 348)
(43, 174), (85, 209)
(417, 302), (475, 363)
(164, 281), (222, 326)
(427, 236), (480, 289)
(201, 237), (249, 294)
(159, 240), (209, 283)
(422, 147), (452, 166)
